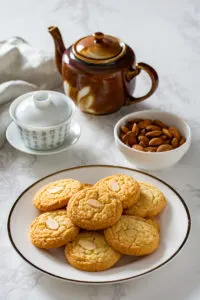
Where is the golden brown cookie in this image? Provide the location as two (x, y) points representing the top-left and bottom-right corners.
(29, 210), (79, 249)
(104, 215), (159, 256)
(33, 179), (82, 211)
(124, 182), (166, 217)
(67, 187), (123, 230)
(65, 231), (121, 272)
(95, 174), (140, 208)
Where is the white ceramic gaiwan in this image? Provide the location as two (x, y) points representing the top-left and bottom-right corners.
(9, 90), (75, 151)
(114, 110), (191, 171)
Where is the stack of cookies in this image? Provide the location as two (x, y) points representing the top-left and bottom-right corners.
(29, 174), (166, 272)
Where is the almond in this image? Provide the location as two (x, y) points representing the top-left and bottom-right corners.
(153, 120), (168, 129)
(146, 125), (161, 131)
(140, 128), (146, 136)
(132, 123), (139, 136)
(109, 180), (120, 191)
(48, 187), (63, 194)
(124, 131), (137, 146)
(160, 134), (168, 140)
(169, 127), (181, 140)
(120, 126), (129, 134)
(157, 144), (173, 152)
(138, 119), (152, 129)
(46, 217), (59, 230)
(179, 136), (186, 146)
(171, 137), (179, 148)
(120, 133), (126, 140)
(144, 146), (157, 152)
(149, 137), (163, 146)
(163, 139), (171, 144)
(87, 199), (103, 208)
(78, 240), (96, 250)
(138, 135), (149, 147)
(162, 128), (172, 138)
(145, 130), (162, 138)
(132, 144), (144, 151)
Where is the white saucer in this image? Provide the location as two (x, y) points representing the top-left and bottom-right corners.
(6, 121), (81, 155)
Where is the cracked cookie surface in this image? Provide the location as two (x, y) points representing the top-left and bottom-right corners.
(33, 179), (82, 211)
(95, 174), (140, 208)
(29, 210), (79, 249)
(65, 231), (121, 272)
(67, 187), (123, 230)
(124, 182), (166, 217)
(104, 215), (159, 256)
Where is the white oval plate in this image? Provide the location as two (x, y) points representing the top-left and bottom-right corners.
(7, 165), (190, 284)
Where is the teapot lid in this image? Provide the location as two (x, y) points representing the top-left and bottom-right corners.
(12, 91), (73, 128)
(72, 32), (126, 64)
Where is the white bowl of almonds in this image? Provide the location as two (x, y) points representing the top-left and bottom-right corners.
(114, 110), (191, 171)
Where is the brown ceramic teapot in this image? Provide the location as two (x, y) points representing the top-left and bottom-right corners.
(48, 26), (158, 115)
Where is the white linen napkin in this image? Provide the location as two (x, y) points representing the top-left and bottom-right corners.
(0, 37), (62, 148)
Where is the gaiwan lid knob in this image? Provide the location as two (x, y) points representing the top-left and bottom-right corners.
(13, 91), (73, 127)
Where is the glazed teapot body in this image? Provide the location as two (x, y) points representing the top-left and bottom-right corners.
(49, 27), (158, 115)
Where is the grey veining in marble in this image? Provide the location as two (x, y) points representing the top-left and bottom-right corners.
(1, 0), (200, 299)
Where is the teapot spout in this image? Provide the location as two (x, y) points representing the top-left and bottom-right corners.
(48, 26), (66, 74)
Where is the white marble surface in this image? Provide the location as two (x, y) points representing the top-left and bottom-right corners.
(0, 0), (200, 299)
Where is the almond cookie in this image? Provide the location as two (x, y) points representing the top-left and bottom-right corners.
(95, 174), (140, 208)
(65, 232), (121, 272)
(104, 215), (159, 256)
(33, 179), (82, 211)
(29, 210), (79, 249)
(67, 187), (123, 230)
(124, 182), (166, 217)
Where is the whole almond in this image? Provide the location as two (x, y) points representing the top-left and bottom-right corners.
(146, 130), (162, 138)
(132, 123), (139, 136)
(122, 134), (129, 145)
(120, 126), (129, 134)
(157, 144), (173, 152)
(169, 127), (181, 140)
(126, 131), (137, 146)
(138, 119), (152, 129)
(162, 128), (172, 138)
(144, 146), (157, 152)
(140, 128), (146, 135)
(163, 139), (171, 144)
(171, 137), (179, 148)
(133, 144), (144, 151)
(146, 125), (161, 131)
(138, 135), (149, 147)
(120, 133), (126, 140)
(149, 137), (163, 146)
(160, 134), (168, 140)
(153, 120), (168, 129)
(179, 136), (186, 145)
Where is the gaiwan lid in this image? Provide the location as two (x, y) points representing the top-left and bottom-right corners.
(12, 91), (73, 128)
(72, 32), (126, 64)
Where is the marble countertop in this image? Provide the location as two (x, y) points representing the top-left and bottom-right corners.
(1, 0), (200, 299)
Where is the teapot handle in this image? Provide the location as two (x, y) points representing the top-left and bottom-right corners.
(125, 62), (158, 105)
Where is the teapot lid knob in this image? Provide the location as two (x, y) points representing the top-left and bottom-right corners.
(93, 32), (104, 42)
